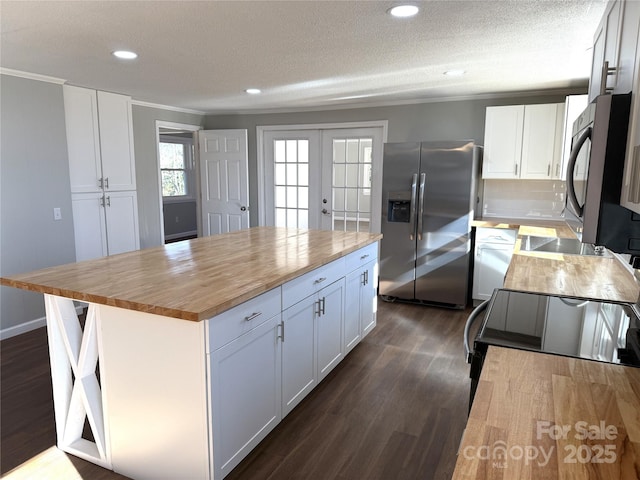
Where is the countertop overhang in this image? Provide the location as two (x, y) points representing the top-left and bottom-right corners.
(0, 227), (382, 321)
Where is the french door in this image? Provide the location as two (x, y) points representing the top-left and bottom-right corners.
(261, 125), (384, 233)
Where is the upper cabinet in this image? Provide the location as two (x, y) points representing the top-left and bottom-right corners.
(589, 0), (640, 101)
(482, 103), (565, 180)
(589, 1), (624, 101)
(620, 3), (640, 214)
(64, 85), (136, 193)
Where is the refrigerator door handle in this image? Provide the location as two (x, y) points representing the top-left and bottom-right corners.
(409, 173), (418, 240)
(417, 173), (426, 241)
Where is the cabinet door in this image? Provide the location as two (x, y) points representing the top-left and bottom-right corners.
(344, 269), (362, 353)
(589, 0), (624, 101)
(621, 28), (640, 214)
(71, 192), (108, 261)
(482, 105), (524, 179)
(316, 280), (344, 382)
(64, 86), (102, 193)
(210, 315), (282, 479)
(615, 0), (640, 95)
(520, 104), (563, 179)
(104, 191), (140, 255)
(97, 91), (136, 191)
(281, 295), (316, 417)
(472, 243), (514, 301)
(361, 260), (377, 338)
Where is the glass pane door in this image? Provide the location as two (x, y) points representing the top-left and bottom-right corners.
(321, 128), (383, 233)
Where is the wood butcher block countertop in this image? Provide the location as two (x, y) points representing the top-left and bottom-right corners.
(452, 346), (640, 480)
(472, 217), (640, 302)
(0, 227), (381, 321)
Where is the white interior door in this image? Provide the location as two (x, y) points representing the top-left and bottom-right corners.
(321, 128), (383, 233)
(199, 130), (249, 236)
(263, 130), (321, 229)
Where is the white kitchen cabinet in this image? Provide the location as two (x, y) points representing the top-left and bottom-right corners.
(589, 0), (624, 101)
(282, 277), (345, 416)
(520, 103), (566, 179)
(71, 191), (140, 261)
(482, 105), (524, 178)
(482, 104), (564, 179)
(472, 228), (517, 302)
(316, 279), (345, 382)
(621, 16), (640, 214)
(64, 85), (139, 261)
(64, 86), (136, 193)
(542, 298), (586, 356)
(210, 315), (282, 479)
(344, 242), (379, 352)
(281, 293), (317, 417)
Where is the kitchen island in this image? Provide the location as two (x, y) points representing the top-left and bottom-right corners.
(0, 227), (382, 480)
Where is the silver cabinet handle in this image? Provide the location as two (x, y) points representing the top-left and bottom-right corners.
(514, 164), (518, 176)
(98, 177), (104, 189)
(314, 277), (326, 284)
(600, 60), (617, 95)
(417, 172), (426, 241)
(361, 271), (367, 286)
(360, 254), (369, 260)
(320, 297), (326, 316)
(315, 299), (322, 317)
(104, 177), (109, 189)
(105, 196), (111, 207)
(547, 164), (551, 176)
(278, 321), (285, 342)
(409, 173), (418, 241)
(99, 196), (105, 207)
(244, 312), (261, 322)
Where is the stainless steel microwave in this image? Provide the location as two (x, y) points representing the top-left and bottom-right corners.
(565, 93), (640, 255)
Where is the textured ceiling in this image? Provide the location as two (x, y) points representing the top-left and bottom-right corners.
(0, 0), (606, 113)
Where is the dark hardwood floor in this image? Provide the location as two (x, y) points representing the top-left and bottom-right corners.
(1, 300), (472, 479)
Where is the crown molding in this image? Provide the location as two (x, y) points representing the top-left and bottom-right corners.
(131, 100), (206, 116)
(0, 68), (66, 84)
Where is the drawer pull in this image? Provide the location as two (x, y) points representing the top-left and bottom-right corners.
(244, 312), (262, 322)
(314, 277), (327, 284)
(360, 254), (370, 260)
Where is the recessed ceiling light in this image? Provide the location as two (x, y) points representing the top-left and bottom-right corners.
(444, 70), (466, 76)
(388, 5), (419, 17)
(113, 50), (138, 60)
(245, 88), (261, 94)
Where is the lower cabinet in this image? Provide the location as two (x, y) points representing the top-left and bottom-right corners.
(210, 315), (282, 479)
(208, 242), (379, 479)
(71, 190), (140, 261)
(282, 278), (345, 416)
(472, 228), (517, 302)
(345, 259), (377, 352)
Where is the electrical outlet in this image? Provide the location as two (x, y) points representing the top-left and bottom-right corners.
(53, 207), (62, 221)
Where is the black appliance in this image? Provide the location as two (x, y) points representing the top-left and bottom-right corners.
(465, 289), (640, 409)
(564, 93), (640, 255)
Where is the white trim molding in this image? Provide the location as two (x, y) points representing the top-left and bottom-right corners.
(0, 68), (66, 84)
(133, 100), (206, 116)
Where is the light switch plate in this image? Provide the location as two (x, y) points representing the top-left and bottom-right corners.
(53, 207), (62, 220)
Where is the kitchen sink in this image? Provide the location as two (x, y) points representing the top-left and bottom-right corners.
(518, 235), (610, 256)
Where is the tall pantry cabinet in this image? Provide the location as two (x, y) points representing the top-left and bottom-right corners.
(64, 85), (140, 261)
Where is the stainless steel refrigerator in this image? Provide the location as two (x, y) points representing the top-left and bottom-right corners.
(379, 140), (480, 308)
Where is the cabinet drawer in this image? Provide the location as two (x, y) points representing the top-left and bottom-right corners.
(208, 287), (281, 352)
(344, 243), (378, 273)
(475, 227), (517, 244)
(282, 258), (345, 310)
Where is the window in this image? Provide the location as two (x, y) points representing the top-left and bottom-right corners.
(159, 136), (194, 198)
(274, 139), (310, 229)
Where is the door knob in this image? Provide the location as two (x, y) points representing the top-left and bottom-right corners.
(240, 206), (248, 211)
(322, 208), (328, 214)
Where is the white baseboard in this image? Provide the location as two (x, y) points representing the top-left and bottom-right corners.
(0, 304), (85, 341)
(165, 230), (198, 241)
(0, 316), (46, 340)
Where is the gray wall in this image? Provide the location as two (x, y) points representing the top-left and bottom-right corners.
(0, 74), (76, 331)
(163, 201), (198, 238)
(131, 105), (204, 249)
(205, 91), (578, 226)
